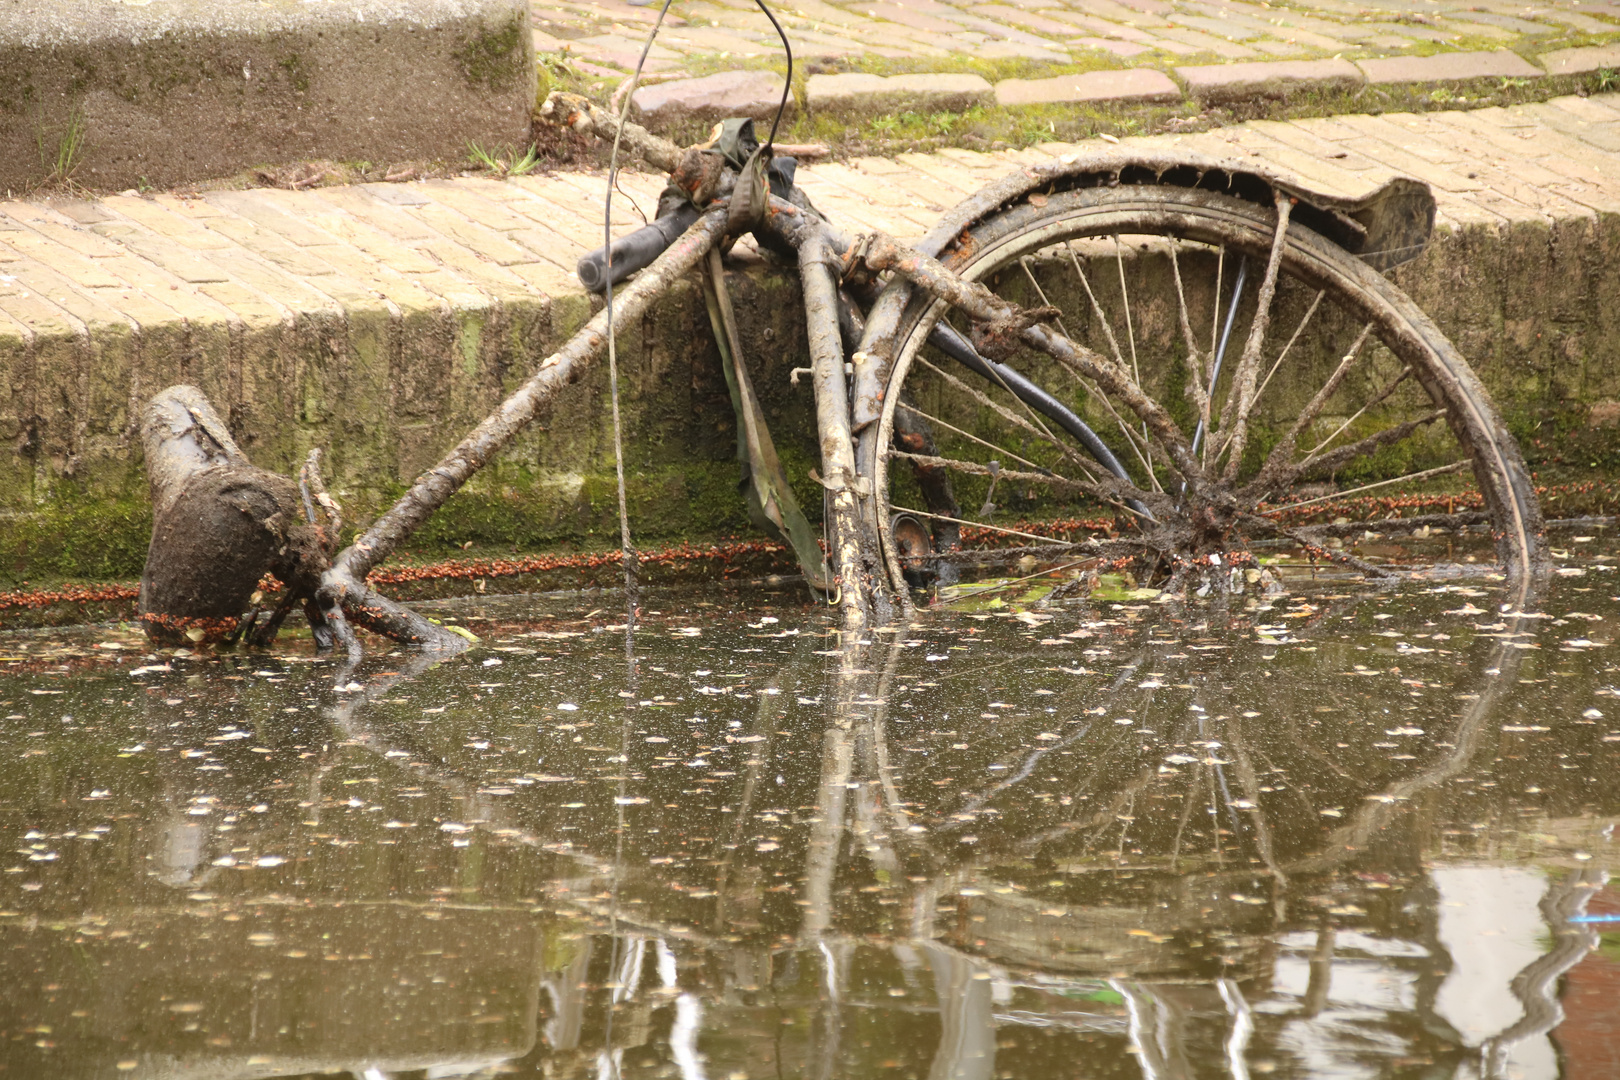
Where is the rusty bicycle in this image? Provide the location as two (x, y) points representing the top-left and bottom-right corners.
(137, 57), (1547, 653)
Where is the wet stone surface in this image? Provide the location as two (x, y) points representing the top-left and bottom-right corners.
(2, 531), (1620, 1078)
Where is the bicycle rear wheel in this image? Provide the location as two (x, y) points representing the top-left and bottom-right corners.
(870, 184), (1544, 589)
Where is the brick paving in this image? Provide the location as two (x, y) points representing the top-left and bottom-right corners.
(0, 92), (1613, 378)
(536, 0), (1620, 116)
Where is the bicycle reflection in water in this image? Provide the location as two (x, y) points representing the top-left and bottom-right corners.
(0, 576), (1612, 1080)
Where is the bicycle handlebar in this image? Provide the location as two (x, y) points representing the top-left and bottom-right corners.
(576, 203), (703, 293)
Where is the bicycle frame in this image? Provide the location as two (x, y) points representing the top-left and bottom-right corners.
(305, 91), (1530, 656)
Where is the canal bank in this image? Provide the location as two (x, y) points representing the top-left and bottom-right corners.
(1, 95), (1619, 590)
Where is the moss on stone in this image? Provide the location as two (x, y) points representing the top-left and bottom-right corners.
(455, 15), (526, 93)
(277, 52), (311, 94)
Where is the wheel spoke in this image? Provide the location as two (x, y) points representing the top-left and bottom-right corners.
(1167, 239), (1211, 435)
(1064, 240), (1129, 371)
(1297, 408), (1445, 480)
(1006, 259), (1123, 464)
(1306, 367), (1413, 457)
(1212, 193), (1294, 481)
(1058, 241), (1166, 488)
(889, 504), (1101, 545)
(1251, 289), (1325, 411)
(916, 356), (1102, 479)
(1265, 461), (1471, 515)
(1196, 255), (1248, 470)
(1020, 256), (1072, 339)
(1112, 235), (1156, 488)
(898, 401), (1100, 482)
(1253, 321), (1375, 484)
(891, 450), (1154, 517)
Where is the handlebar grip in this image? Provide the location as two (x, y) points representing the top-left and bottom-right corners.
(576, 203), (702, 293)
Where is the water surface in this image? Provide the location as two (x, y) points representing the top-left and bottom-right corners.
(3, 538), (1619, 1079)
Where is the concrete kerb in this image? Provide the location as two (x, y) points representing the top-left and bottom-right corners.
(1175, 59), (1365, 104)
(0, 0), (535, 193)
(631, 70), (795, 129)
(618, 44), (1615, 138)
(1538, 43), (1620, 76)
(806, 73), (994, 119)
(1356, 49), (1546, 85)
(993, 69), (1181, 107)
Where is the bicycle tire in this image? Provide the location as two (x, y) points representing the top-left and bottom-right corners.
(868, 184), (1545, 590)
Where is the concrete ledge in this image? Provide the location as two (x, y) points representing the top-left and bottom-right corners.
(994, 69), (1181, 107)
(1175, 58), (1365, 103)
(806, 73), (993, 118)
(0, 0), (535, 192)
(631, 70), (795, 130)
(1357, 49), (1544, 86)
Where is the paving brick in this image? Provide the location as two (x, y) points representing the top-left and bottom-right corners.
(1548, 92), (1620, 122)
(1538, 43), (1620, 76)
(1170, 13), (1270, 41)
(807, 73), (995, 117)
(1310, 115), (1486, 191)
(857, 2), (963, 34)
(1422, 110), (1586, 187)
(1249, 119), (1383, 171)
(93, 197), (235, 251)
(401, 202), (545, 269)
(1533, 98), (1620, 151)
(204, 191), (346, 249)
(970, 4), (1093, 37)
(1535, 10), (1619, 33)
(995, 68), (1182, 105)
(1475, 109), (1620, 203)
(1151, 25), (1261, 57)
(1072, 37), (1157, 56)
(0, 207), (127, 259)
(1361, 22), (1462, 45)
(1395, 113), (1594, 222)
(87, 223), (235, 285)
(892, 153), (989, 195)
(1357, 49), (1544, 85)
(1444, 10), (1560, 36)
(925, 5), (1073, 48)
(1175, 57), (1364, 102)
(1429, 17), (1519, 41)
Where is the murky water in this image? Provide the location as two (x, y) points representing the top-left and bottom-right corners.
(4, 535), (1620, 1079)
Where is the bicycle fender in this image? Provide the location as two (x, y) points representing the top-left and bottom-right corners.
(849, 148), (1435, 436)
(916, 149), (1436, 274)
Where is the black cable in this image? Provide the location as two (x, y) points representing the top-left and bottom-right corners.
(751, 0), (793, 148)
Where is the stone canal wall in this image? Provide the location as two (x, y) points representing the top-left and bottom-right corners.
(0, 0), (534, 194)
(1, 98), (1619, 584)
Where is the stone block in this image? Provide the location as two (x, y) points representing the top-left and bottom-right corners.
(1538, 44), (1620, 77)
(630, 70), (794, 130)
(993, 69), (1181, 107)
(1176, 58), (1365, 102)
(805, 73), (994, 118)
(1071, 38), (1156, 58)
(1356, 49), (1543, 85)
(0, 0), (535, 193)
